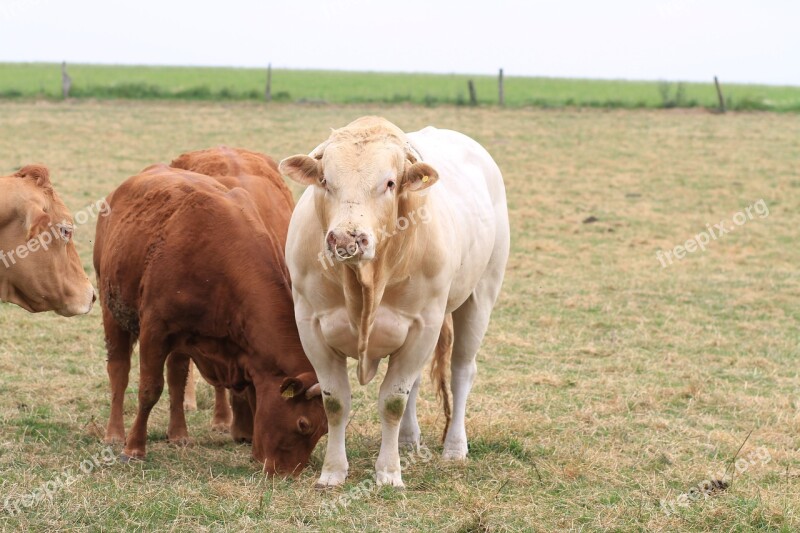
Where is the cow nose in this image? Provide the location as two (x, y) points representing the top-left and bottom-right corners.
(326, 231), (337, 247)
(353, 232), (370, 250)
(92, 289), (97, 304)
(327, 229), (370, 260)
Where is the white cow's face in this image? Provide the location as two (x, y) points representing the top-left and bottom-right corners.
(281, 140), (438, 265)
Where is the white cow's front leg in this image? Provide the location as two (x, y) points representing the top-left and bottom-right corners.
(375, 323), (440, 488)
(398, 374), (421, 449)
(315, 353), (351, 488)
(296, 309), (351, 488)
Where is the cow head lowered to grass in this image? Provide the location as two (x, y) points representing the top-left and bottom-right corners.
(0, 165), (96, 316)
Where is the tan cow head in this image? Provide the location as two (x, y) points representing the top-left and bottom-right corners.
(280, 117), (439, 265)
(0, 165), (96, 316)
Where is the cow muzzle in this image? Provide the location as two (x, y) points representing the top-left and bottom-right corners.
(57, 283), (97, 317)
(326, 229), (375, 262)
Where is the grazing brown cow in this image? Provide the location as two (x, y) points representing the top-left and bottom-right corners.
(167, 147), (297, 431)
(0, 165), (96, 315)
(94, 148), (327, 474)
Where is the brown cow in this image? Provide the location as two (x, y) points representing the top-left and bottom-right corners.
(0, 165), (96, 315)
(94, 148), (327, 474)
(168, 147), (297, 431)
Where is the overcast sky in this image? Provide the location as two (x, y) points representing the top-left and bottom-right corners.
(1, 0), (797, 85)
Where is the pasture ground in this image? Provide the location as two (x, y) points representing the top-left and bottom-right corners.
(0, 101), (799, 531)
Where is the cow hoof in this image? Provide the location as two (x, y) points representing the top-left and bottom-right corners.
(211, 421), (231, 433)
(398, 432), (421, 450)
(183, 401), (198, 412)
(118, 452), (144, 464)
(442, 447), (468, 461)
(168, 435), (192, 447)
(375, 470), (405, 488)
(315, 471), (347, 488)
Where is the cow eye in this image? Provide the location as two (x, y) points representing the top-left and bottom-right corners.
(297, 416), (313, 435)
(319, 178), (327, 188)
(58, 224), (73, 241)
(387, 180), (396, 191)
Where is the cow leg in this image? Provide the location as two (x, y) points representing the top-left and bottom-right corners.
(211, 386), (233, 432)
(229, 388), (253, 442)
(376, 321), (441, 488)
(444, 282), (499, 461)
(398, 375), (421, 449)
(166, 352), (191, 446)
(183, 363), (198, 411)
(102, 312), (134, 445)
(314, 354), (351, 487)
(123, 327), (168, 460)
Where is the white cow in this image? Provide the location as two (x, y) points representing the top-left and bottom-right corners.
(281, 117), (509, 487)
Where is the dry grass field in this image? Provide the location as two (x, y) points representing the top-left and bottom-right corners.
(0, 101), (799, 532)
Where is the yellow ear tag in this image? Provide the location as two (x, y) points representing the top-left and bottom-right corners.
(422, 175), (430, 183)
(282, 386), (295, 399)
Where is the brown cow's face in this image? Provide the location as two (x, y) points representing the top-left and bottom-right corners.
(252, 374), (327, 476)
(0, 167), (96, 316)
(281, 142), (438, 265)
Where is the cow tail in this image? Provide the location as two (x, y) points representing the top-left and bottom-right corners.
(430, 313), (454, 443)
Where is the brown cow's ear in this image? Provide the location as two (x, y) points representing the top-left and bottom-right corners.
(402, 162), (439, 193)
(15, 165), (52, 189)
(279, 155), (325, 187)
(280, 372), (319, 400)
(26, 210), (51, 240)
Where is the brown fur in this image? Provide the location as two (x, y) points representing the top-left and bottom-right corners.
(94, 148), (326, 474)
(14, 164), (53, 192)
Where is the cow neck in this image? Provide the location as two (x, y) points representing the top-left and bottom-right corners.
(232, 246), (313, 380)
(339, 191), (430, 386)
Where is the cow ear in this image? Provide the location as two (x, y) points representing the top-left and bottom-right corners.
(280, 377), (303, 399)
(15, 165), (52, 189)
(402, 162), (439, 193)
(26, 210), (51, 240)
(280, 372), (319, 401)
(279, 155), (325, 187)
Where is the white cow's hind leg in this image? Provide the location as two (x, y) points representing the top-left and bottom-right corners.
(398, 375), (421, 449)
(444, 286), (496, 461)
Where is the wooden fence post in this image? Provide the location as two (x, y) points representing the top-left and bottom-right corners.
(713, 76), (725, 113)
(265, 63), (272, 102)
(498, 68), (504, 106)
(467, 80), (477, 106)
(61, 61), (71, 100)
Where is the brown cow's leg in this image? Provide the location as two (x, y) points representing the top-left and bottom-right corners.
(229, 388), (253, 442)
(166, 352), (191, 446)
(103, 312), (134, 445)
(123, 327), (168, 460)
(211, 386), (233, 432)
(183, 363), (198, 411)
